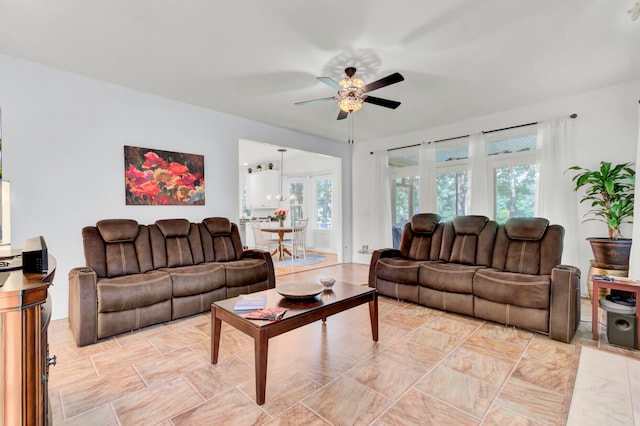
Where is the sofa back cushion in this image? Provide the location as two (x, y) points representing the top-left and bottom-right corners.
(200, 217), (244, 262)
(83, 219), (154, 278)
(399, 213), (442, 261)
(439, 216), (497, 266)
(491, 217), (564, 275)
(149, 219), (204, 268)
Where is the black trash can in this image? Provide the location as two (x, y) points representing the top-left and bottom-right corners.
(599, 298), (636, 349)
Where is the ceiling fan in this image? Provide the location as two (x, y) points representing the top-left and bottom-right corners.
(295, 67), (404, 120)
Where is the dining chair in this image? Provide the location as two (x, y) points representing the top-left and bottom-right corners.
(283, 218), (308, 261)
(250, 219), (276, 252)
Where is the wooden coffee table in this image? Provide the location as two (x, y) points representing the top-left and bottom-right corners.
(210, 281), (378, 405)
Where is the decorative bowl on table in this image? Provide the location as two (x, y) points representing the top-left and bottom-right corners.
(318, 276), (336, 290)
(276, 282), (324, 300)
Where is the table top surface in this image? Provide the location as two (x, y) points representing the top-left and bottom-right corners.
(593, 277), (640, 287)
(260, 227), (295, 233)
(213, 281), (374, 327)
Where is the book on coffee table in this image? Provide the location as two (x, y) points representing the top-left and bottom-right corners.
(244, 308), (287, 321)
(233, 295), (267, 311)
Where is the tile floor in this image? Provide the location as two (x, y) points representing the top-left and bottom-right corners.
(47, 263), (639, 425)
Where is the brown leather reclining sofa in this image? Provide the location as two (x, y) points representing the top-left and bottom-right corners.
(69, 217), (275, 346)
(369, 214), (581, 343)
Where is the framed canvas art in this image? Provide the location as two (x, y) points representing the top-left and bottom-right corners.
(124, 145), (205, 205)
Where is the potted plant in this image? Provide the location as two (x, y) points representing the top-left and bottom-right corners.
(568, 161), (635, 268)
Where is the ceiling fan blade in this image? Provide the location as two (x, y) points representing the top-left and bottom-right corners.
(317, 76), (341, 90)
(364, 96), (401, 109)
(337, 109), (349, 120)
(294, 96), (336, 106)
(363, 72), (404, 93)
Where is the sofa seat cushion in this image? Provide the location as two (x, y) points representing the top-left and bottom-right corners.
(97, 270), (172, 313)
(224, 259), (270, 287)
(418, 261), (484, 294)
(375, 257), (421, 285)
(473, 268), (550, 309)
(163, 263), (226, 297)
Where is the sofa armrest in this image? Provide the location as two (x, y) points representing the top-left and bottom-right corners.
(68, 267), (99, 346)
(369, 248), (402, 288)
(243, 249), (276, 289)
(549, 265), (581, 343)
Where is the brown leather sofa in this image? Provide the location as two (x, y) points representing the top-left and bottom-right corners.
(69, 217), (275, 346)
(369, 214), (581, 343)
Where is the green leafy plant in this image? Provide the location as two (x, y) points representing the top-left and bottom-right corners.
(568, 161), (635, 239)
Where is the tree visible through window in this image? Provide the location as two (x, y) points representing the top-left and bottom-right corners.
(317, 179), (332, 229)
(288, 182), (304, 222)
(437, 171), (467, 222)
(494, 164), (536, 223)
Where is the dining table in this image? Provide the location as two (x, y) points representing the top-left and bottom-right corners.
(261, 226), (295, 261)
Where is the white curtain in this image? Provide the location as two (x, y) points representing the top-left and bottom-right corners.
(536, 117), (580, 269)
(418, 142), (437, 213)
(373, 151), (393, 249)
(467, 133), (490, 216)
(629, 105), (640, 278)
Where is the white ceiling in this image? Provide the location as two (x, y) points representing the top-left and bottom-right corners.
(1, 0), (639, 143)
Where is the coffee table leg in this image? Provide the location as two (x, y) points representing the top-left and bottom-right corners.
(211, 308), (221, 364)
(369, 294), (379, 341)
(255, 331), (269, 405)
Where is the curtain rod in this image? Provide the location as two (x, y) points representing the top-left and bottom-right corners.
(384, 113), (578, 153)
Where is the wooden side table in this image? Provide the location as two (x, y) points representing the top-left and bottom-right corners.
(592, 278), (640, 349)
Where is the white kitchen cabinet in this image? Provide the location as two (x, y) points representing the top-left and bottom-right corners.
(246, 170), (281, 209)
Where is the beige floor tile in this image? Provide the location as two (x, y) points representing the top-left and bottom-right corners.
(523, 336), (580, 369)
(238, 363), (322, 417)
(442, 346), (515, 387)
(183, 357), (253, 400)
(511, 357), (575, 395)
(404, 325), (463, 353)
(59, 367), (146, 419)
(424, 314), (482, 338)
(482, 406), (539, 425)
(112, 376), (203, 424)
(91, 341), (160, 375)
(495, 377), (567, 426)
(265, 403), (330, 425)
(378, 388), (480, 425)
(288, 347), (360, 385)
(302, 376), (393, 426)
(135, 346), (209, 386)
(381, 310), (431, 330)
(377, 338), (445, 372)
(347, 354), (425, 400)
(49, 357), (97, 391)
(460, 333), (526, 362)
(146, 326), (209, 354)
(171, 388), (271, 425)
(56, 404), (119, 426)
(472, 322), (534, 346)
(415, 365), (499, 418)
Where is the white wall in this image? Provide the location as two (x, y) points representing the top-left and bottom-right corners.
(353, 80), (640, 295)
(0, 53), (352, 320)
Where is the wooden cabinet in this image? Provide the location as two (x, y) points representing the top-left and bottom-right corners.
(0, 255), (56, 426)
(246, 170), (281, 209)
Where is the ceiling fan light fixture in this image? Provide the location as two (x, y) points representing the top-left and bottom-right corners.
(338, 75), (365, 113)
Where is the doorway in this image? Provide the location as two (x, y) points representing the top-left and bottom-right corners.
(238, 139), (342, 273)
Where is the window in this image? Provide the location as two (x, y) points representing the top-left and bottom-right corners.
(487, 130), (537, 223)
(316, 178), (332, 229)
(494, 164), (536, 223)
(436, 170), (467, 221)
(435, 140), (469, 221)
(388, 149), (420, 248)
(288, 182), (304, 221)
